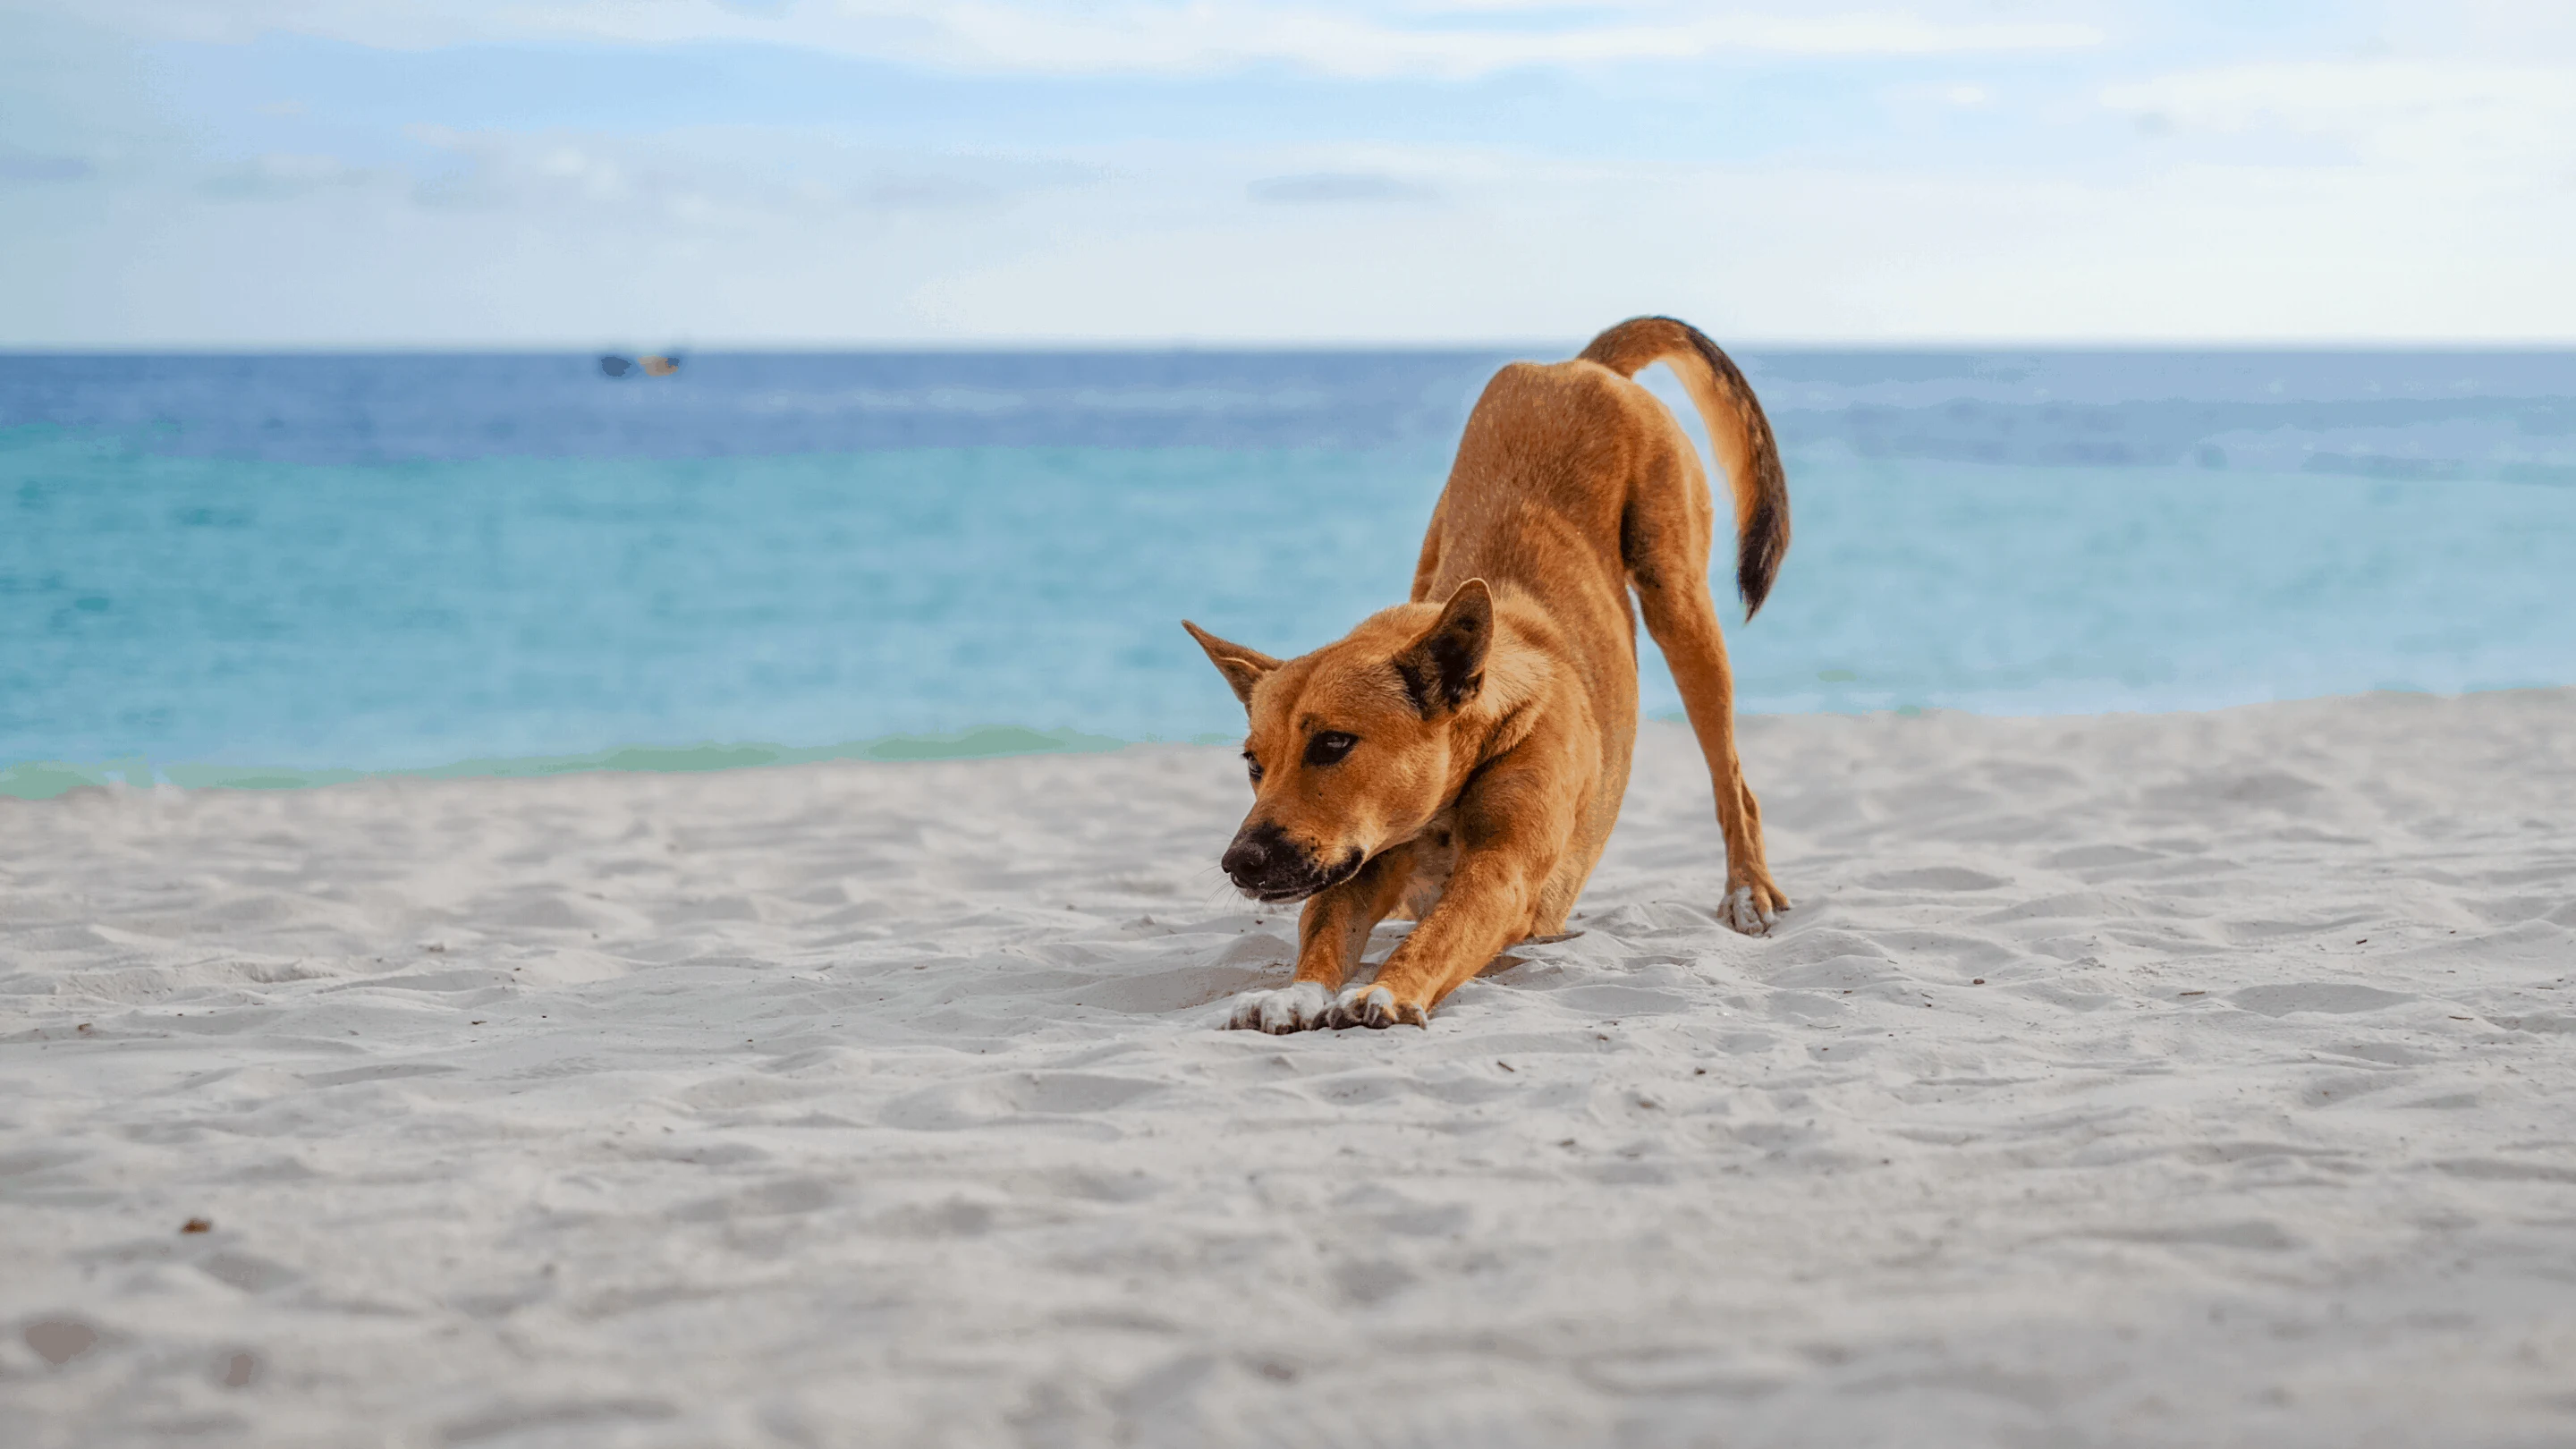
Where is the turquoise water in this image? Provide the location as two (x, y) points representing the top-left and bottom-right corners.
(6, 351), (2574, 796)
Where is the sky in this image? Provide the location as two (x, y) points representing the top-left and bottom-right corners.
(4, 1), (2574, 346)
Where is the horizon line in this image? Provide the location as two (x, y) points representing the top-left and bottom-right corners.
(11, 337), (2576, 356)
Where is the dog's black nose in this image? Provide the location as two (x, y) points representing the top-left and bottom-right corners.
(1221, 830), (1275, 886)
(1224, 821), (1310, 894)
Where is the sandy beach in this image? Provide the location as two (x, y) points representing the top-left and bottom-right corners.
(4, 689), (2572, 1447)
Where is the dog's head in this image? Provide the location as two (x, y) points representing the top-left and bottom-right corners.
(1182, 580), (1493, 903)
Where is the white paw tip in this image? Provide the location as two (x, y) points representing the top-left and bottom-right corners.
(1723, 886), (1775, 936)
(1226, 980), (1334, 1033)
(1329, 984), (1413, 1030)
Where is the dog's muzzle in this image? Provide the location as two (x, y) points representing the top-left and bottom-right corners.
(1222, 822), (1361, 903)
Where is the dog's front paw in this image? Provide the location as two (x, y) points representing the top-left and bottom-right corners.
(1323, 984), (1429, 1030)
(1721, 882), (1789, 936)
(1224, 980), (1337, 1033)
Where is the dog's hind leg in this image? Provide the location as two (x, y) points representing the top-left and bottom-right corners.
(1224, 843), (1416, 1033)
(1583, 314), (1792, 933)
(1636, 572), (1790, 933)
(1627, 459), (1791, 936)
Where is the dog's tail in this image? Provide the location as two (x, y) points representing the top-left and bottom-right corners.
(1579, 316), (1790, 619)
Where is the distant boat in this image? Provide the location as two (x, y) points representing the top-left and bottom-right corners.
(599, 353), (682, 378)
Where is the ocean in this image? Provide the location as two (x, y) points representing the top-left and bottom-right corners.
(5, 347), (2574, 797)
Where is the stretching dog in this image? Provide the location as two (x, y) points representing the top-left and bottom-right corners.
(1186, 316), (1792, 1032)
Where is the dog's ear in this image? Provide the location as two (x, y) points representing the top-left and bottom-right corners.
(1393, 578), (1492, 718)
(1182, 621), (1281, 709)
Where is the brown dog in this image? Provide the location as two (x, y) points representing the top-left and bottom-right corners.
(1184, 316), (1792, 1032)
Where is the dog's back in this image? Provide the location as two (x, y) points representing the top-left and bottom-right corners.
(1415, 318), (1787, 624)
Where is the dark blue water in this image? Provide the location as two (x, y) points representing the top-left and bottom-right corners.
(6, 349), (2574, 795)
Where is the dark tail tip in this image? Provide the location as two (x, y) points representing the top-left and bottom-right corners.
(1737, 481), (1787, 619)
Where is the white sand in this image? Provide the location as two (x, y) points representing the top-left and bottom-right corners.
(4, 690), (2574, 1447)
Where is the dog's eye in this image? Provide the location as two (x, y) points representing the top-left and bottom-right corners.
(1304, 731), (1357, 767)
(1243, 753), (1264, 784)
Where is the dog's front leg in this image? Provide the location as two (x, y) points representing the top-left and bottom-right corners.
(1224, 844), (1415, 1033)
(1324, 852), (1533, 1029)
(1326, 764), (1568, 1029)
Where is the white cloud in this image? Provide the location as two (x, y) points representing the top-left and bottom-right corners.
(391, 124), (1099, 219)
(897, 145), (2576, 343)
(2377, 0), (2576, 62)
(883, 5), (2107, 78)
(199, 150), (376, 199)
(0, 146), (95, 182)
(10, 1), (2576, 343)
(13, 128), (2575, 346)
(1249, 170), (1436, 204)
(2103, 60), (2576, 171)
(76, 0), (2106, 76)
